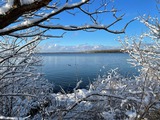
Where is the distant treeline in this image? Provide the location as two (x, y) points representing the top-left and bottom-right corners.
(37, 49), (124, 54)
(84, 49), (123, 53)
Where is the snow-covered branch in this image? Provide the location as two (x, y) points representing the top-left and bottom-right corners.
(0, 93), (37, 98)
(0, 0), (51, 29)
(0, 0), (132, 37)
(0, 31), (54, 117)
(37, 18), (134, 34)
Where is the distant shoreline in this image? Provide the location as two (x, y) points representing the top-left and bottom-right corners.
(37, 49), (124, 54)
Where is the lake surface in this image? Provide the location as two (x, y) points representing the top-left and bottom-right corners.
(39, 53), (138, 92)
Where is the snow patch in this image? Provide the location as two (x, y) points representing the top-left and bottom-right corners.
(0, 115), (30, 120)
(82, 0), (87, 2)
(125, 110), (137, 120)
(21, 19), (33, 25)
(0, 0), (14, 14)
(20, 0), (40, 5)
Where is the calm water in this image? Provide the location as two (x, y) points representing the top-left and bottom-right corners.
(39, 53), (138, 92)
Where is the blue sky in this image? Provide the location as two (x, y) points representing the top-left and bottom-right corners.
(40, 0), (158, 52)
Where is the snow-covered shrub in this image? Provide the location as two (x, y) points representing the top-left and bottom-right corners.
(34, 67), (159, 120)
(119, 15), (160, 119)
(30, 69), (127, 120)
(20, 69), (133, 119)
(0, 36), (54, 117)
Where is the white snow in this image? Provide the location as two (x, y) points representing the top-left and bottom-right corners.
(140, 18), (159, 35)
(101, 111), (115, 119)
(82, 0), (87, 2)
(125, 110), (137, 120)
(0, 115), (30, 120)
(20, 0), (38, 5)
(121, 99), (127, 107)
(0, 0), (40, 14)
(0, 0), (14, 14)
(21, 19), (32, 25)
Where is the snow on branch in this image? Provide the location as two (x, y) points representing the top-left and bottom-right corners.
(37, 19), (134, 34)
(0, 32), (54, 118)
(138, 15), (160, 38)
(0, 0), (51, 29)
(0, 93), (37, 98)
(0, 115), (30, 120)
(0, 0), (133, 37)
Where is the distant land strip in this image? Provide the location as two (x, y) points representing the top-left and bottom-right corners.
(85, 49), (123, 53)
(37, 49), (124, 54)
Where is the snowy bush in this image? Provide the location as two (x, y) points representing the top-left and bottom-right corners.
(119, 16), (160, 120)
(0, 35), (54, 117)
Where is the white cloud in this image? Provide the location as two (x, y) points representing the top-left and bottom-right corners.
(39, 44), (120, 53)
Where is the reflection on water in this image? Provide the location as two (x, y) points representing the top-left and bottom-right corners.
(39, 53), (138, 92)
